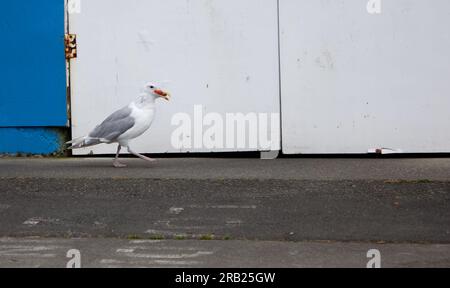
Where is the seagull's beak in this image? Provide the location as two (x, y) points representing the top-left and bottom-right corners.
(154, 89), (171, 101)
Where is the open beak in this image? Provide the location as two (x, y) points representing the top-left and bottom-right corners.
(154, 89), (171, 101)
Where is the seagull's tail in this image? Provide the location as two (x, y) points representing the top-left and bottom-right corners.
(66, 136), (102, 149)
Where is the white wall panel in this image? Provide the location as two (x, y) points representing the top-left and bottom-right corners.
(69, 0), (280, 154)
(280, 0), (450, 153)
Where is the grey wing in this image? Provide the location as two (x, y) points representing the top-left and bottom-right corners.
(89, 106), (135, 142)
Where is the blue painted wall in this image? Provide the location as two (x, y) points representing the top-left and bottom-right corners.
(0, 128), (63, 155)
(0, 0), (67, 154)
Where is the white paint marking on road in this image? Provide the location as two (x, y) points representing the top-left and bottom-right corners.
(125, 245), (201, 252)
(116, 248), (135, 253)
(169, 207), (184, 215)
(0, 253), (57, 258)
(100, 259), (124, 264)
(22, 217), (61, 227)
(145, 226), (210, 234)
(0, 245), (59, 259)
(145, 229), (171, 235)
(100, 257), (199, 266)
(153, 260), (199, 265)
(23, 218), (41, 226)
(129, 240), (163, 244)
(187, 205), (257, 209)
(226, 220), (243, 226)
(148, 246), (200, 251)
(0, 245), (60, 255)
(153, 220), (171, 226)
(123, 251), (213, 259)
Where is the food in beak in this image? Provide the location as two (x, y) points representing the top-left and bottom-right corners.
(154, 89), (168, 96)
(155, 89), (170, 100)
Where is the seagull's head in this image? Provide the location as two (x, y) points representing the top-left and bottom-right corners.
(144, 82), (171, 101)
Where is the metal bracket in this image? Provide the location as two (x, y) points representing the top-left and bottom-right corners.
(65, 34), (77, 59)
(368, 148), (404, 155)
(260, 150), (280, 160)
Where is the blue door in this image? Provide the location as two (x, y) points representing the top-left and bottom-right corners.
(0, 0), (67, 154)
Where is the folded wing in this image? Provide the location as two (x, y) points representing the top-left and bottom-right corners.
(68, 106), (135, 149)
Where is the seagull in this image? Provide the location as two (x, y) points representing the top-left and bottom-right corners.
(66, 83), (171, 168)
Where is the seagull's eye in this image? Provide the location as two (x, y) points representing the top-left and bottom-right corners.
(149, 85), (155, 89)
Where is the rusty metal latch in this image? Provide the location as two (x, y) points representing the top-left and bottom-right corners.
(65, 34), (77, 59)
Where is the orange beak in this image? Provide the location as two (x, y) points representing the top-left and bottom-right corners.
(154, 89), (171, 101)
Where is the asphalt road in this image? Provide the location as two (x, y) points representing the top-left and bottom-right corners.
(0, 158), (449, 267)
(0, 157), (449, 180)
(0, 177), (449, 242)
(1, 238), (449, 268)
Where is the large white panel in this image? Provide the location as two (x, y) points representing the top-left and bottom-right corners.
(69, 0), (280, 154)
(280, 0), (450, 153)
